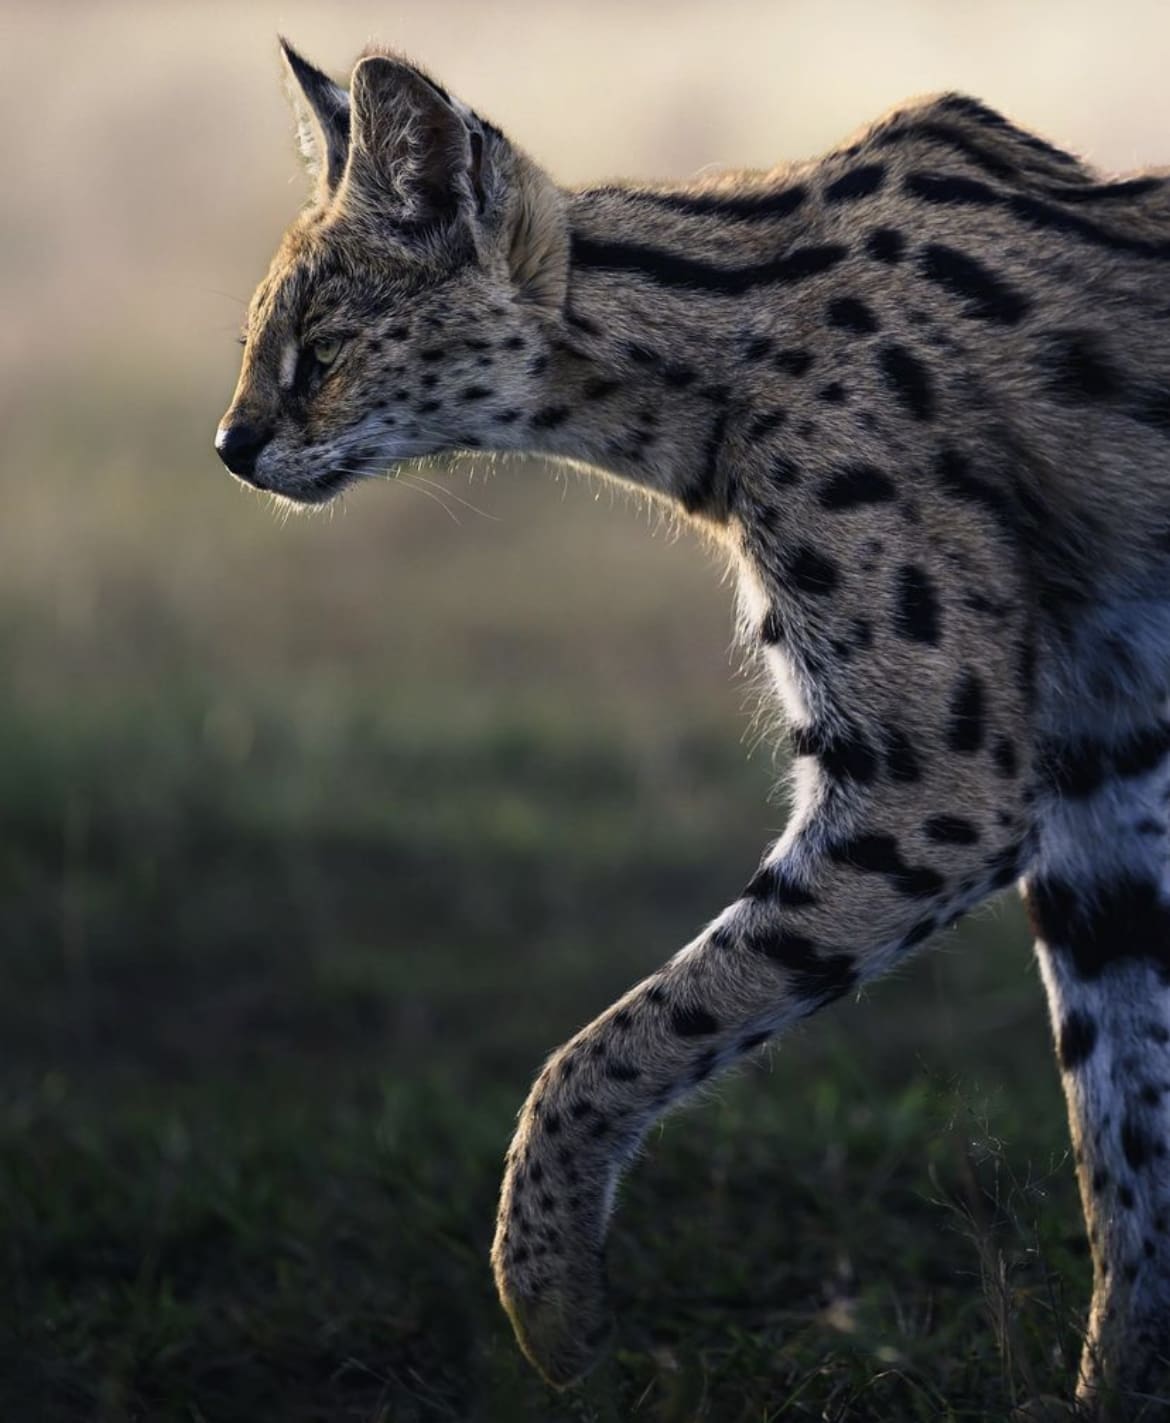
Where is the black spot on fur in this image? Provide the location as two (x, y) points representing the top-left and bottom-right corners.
(920, 244), (1032, 324)
(948, 671), (986, 753)
(1026, 875), (1170, 979)
(818, 463), (896, 509)
(1119, 1184), (1136, 1210)
(460, 384), (493, 402)
(866, 227), (905, 263)
(827, 297), (880, 334)
(1039, 724), (1170, 798)
(759, 608), (785, 645)
(825, 164), (886, 202)
(744, 336), (774, 361)
(671, 1004), (719, 1036)
(1038, 738), (1106, 799)
(775, 349), (815, 378)
(829, 833), (945, 898)
(792, 722), (879, 784)
(993, 737), (1018, 779)
(747, 410), (787, 441)
(789, 546), (839, 595)
(604, 1058), (640, 1082)
(662, 362), (697, 389)
(924, 815), (980, 846)
(680, 407), (730, 514)
(744, 925), (857, 1003)
(934, 446), (1019, 541)
(1059, 1010), (1098, 1069)
(893, 564), (941, 643)
(882, 724), (923, 783)
(583, 377), (622, 401)
(1114, 723), (1170, 778)
(530, 405), (570, 430)
(878, 343), (935, 420)
(1041, 330), (1122, 403)
(743, 863), (818, 905)
(817, 381), (848, 404)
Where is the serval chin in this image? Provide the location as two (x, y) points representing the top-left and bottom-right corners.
(217, 39), (1170, 1413)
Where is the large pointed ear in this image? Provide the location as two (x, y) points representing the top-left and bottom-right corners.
(342, 54), (569, 308)
(279, 38), (350, 194)
(343, 55), (484, 228)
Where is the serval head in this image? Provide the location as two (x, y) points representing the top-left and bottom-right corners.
(215, 41), (567, 505)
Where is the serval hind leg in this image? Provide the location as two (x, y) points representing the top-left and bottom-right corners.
(1026, 720), (1170, 1416)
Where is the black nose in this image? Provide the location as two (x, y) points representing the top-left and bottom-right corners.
(215, 421), (271, 478)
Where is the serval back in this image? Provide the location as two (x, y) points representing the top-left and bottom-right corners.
(217, 42), (1170, 1412)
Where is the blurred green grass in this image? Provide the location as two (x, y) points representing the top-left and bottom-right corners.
(0, 393), (1090, 1421)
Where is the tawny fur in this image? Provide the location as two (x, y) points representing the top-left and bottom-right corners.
(218, 43), (1170, 1413)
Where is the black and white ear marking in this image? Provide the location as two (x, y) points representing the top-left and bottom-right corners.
(279, 37), (350, 193)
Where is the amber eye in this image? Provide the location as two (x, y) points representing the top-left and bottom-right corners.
(312, 338), (343, 367)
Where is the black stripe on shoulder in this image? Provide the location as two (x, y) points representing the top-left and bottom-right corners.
(934, 95), (1083, 171)
(569, 232), (849, 294)
(874, 119), (1018, 180)
(1006, 192), (1170, 259)
(1042, 176), (1164, 204)
(583, 184), (806, 221)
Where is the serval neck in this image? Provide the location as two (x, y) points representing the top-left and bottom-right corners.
(515, 176), (813, 520)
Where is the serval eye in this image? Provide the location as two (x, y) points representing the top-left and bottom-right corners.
(312, 338), (343, 366)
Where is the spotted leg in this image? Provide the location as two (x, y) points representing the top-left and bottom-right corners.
(492, 801), (1028, 1387)
(1026, 723), (1170, 1413)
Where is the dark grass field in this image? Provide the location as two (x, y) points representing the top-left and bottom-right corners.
(1, 624), (1092, 1420)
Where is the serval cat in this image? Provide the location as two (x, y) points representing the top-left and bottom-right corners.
(217, 40), (1170, 1412)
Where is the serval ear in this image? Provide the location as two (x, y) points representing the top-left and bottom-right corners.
(344, 52), (568, 308)
(343, 53), (481, 230)
(279, 37), (350, 195)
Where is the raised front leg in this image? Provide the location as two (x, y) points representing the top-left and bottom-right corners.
(1025, 722), (1170, 1413)
(492, 811), (1027, 1385)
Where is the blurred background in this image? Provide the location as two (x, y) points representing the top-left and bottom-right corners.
(4, 3), (1169, 1419)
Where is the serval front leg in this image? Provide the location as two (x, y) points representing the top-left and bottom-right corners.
(1026, 717), (1170, 1414)
(493, 803), (1030, 1385)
